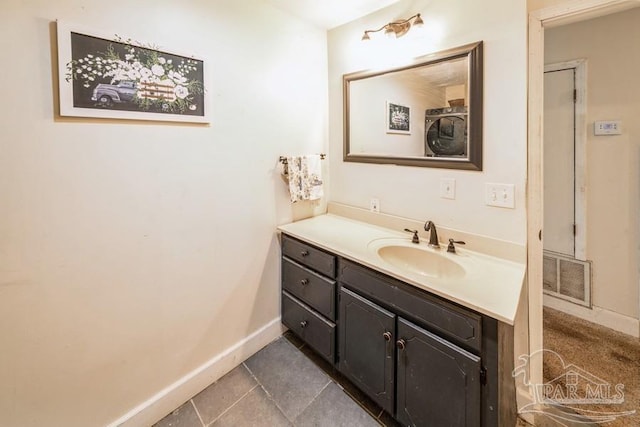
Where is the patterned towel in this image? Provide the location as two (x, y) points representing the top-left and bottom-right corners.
(286, 155), (324, 203)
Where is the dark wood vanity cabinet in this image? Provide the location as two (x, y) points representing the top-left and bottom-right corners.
(338, 287), (395, 414)
(280, 234), (512, 427)
(395, 318), (481, 426)
(281, 235), (336, 363)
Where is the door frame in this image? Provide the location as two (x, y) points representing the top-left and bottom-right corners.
(544, 59), (587, 261)
(527, 0), (638, 399)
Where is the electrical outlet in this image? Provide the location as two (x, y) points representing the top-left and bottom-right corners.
(485, 183), (515, 209)
(370, 198), (380, 213)
(440, 178), (456, 200)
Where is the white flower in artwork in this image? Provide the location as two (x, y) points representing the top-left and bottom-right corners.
(127, 69), (141, 80)
(158, 57), (166, 65)
(151, 64), (165, 76)
(174, 85), (189, 99)
(189, 104), (196, 111)
(167, 59), (172, 64)
(160, 78), (176, 88)
(125, 54), (134, 61)
(140, 67), (152, 79)
(132, 61), (142, 70)
(171, 72), (187, 84)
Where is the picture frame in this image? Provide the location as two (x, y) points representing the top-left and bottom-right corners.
(386, 101), (411, 134)
(56, 20), (210, 123)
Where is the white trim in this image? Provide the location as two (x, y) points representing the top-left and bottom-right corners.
(106, 318), (285, 427)
(527, 12), (546, 390)
(530, 0), (640, 22)
(544, 295), (640, 337)
(544, 60), (588, 261)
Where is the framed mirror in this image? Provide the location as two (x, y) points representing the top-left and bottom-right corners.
(343, 41), (483, 170)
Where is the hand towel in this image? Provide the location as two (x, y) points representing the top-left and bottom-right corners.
(286, 154), (324, 203)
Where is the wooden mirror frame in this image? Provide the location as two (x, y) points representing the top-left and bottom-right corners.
(343, 41), (483, 170)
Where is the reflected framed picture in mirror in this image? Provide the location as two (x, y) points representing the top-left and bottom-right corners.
(386, 102), (411, 134)
(343, 41), (483, 170)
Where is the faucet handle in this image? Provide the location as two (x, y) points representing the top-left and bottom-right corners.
(404, 228), (420, 244)
(447, 238), (466, 253)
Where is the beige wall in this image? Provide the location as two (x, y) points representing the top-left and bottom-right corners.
(0, 1), (328, 426)
(328, 0), (528, 243)
(545, 8), (640, 319)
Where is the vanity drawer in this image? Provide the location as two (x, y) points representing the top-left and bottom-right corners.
(282, 234), (336, 278)
(282, 291), (335, 363)
(339, 259), (482, 353)
(282, 259), (336, 320)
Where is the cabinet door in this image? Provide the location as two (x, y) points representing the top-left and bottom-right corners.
(338, 287), (395, 414)
(396, 318), (481, 427)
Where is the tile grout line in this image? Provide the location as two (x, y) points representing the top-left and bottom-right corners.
(244, 361), (297, 423)
(286, 337), (385, 425)
(189, 399), (206, 427)
(204, 383), (260, 426)
(290, 378), (333, 425)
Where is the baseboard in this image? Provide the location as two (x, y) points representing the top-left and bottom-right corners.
(106, 317), (286, 427)
(543, 295), (639, 337)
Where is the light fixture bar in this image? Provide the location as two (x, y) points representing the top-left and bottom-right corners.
(361, 13), (423, 41)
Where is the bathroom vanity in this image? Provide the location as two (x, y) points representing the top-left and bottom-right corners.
(278, 212), (525, 427)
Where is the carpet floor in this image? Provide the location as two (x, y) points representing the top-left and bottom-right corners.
(541, 306), (639, 426)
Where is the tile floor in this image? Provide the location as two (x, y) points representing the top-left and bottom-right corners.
(153, 332), (398, 427)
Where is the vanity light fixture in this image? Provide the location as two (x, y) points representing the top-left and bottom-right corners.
(361, 13), (424, 41)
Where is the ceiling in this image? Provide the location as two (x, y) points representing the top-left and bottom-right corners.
(264, 0), (401, 29)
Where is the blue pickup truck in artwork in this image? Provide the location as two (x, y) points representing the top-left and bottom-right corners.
(91, 81), (137, 105)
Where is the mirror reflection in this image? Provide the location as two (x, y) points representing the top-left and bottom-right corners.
(344, 42), (483, 170)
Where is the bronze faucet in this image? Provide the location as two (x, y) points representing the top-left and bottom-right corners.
(424, 221), (440, 248)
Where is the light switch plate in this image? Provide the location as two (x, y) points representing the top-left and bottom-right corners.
(485, 183), (515, 209)
(594, 120), (622, 135)
(440, 178), (456, 200)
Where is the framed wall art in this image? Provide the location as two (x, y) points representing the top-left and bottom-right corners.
(56, 20), (210, 123)
(386, 101), (410, 134)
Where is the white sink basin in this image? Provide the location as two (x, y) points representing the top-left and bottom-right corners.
(370, 239), (466, 279)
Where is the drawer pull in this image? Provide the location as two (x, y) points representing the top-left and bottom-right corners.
(383, 331), (392, 341)
(396, 339), (406, 350)
(300, 278), (309, 286)
(301, 250), (310, 257)
(300, 320), (308, 328)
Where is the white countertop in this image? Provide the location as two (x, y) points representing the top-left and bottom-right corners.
(278, 214), (525, 325)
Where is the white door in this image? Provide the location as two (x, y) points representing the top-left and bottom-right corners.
(544, 68), (575, 257)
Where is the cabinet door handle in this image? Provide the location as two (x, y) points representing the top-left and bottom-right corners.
(383, 331), (392, 341)
(300, 278), (309, 286)
(396, 339), (406, 350)
(301, 250), (310, 257)
(300, 320), (308, 328)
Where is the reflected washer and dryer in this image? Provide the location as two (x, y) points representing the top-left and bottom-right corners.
(424, 106), (468, 157)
